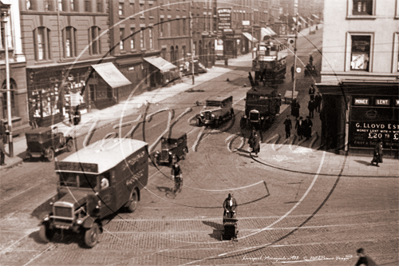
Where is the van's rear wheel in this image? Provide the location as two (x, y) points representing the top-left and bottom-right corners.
(84, 223), (99, 248)
(126, 189), (138, 213)
(39, 224), (54, 243)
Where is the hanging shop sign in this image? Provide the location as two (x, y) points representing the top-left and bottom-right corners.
(218, 8), (232, 31)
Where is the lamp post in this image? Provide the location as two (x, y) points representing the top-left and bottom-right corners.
(292, 13), (298, 101)
(1, 3), (13, 157)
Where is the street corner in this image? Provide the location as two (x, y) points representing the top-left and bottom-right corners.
(1, 155), (23, 170)
(255, 141), (326, 172)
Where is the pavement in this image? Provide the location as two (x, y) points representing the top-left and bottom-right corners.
(2, 23), (397, 177)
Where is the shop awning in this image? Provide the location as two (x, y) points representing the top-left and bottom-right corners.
(242, 32), (258, 42)
(260, 27), (277, 41)
(292, 17), (302, 26)
(299, 16), (307, 24)
(144, 56), (177, 73)
(91, 63), (132, 88)
(312, 14), (320, 20)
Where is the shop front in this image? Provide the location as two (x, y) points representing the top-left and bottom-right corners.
(242, 32), (258, 54)
(143, 56), (180, 86)
(318, 81), (399, 157)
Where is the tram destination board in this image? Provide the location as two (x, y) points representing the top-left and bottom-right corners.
(55, 162), (99, 173)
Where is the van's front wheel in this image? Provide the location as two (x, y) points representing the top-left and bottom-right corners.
(126, 189), (138, 213)
(84, 223), (99, 248)
(39, 224), (54, 243)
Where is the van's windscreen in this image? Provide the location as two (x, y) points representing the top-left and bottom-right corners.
(58, 173), (98, 188)
(206, 101), (221, 107)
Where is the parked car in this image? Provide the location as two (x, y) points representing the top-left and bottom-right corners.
(39, 138), (149, 248)
(153, 132), (188, 165)
(25, 126), (74, 161)
(196, 95), (234, 127)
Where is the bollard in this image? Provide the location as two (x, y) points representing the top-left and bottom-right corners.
(224, 57), (228, 66)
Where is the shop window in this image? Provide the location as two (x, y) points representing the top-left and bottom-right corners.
(34, 27), (51, 61)
(130, 28), (135, 50)
(140, 30), (145, 49)
(44, 0), (53, 11)
(63, 27), (77, 58)
(352, 0), (373, 15)
(84, 0), (91, 12)
(120, 28), (125, 51)
(1, 82), (16, 120)
(88, 26), (101, 55)
(350, 35), (370, 71)
(119, 3), (124, 16)
(96, 0), (103, 12)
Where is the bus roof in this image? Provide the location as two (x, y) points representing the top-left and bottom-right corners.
(206, 95), (232, 102)
(247, 85), (278, 96)
(56, 138), (147, 174)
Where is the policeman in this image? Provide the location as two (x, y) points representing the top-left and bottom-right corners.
(171, 162), (183, 193)
(223, 193), (237, 218)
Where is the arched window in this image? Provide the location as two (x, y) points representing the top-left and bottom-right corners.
(88, 26), (101, 55)
(33, 27), (51, 61)
(170, 46), (175, 63)
(1, 80), (17, 119)
(63, 26), (77, 58)
(175, 46), (179, 64)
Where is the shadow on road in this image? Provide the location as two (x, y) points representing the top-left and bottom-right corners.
(202, 220), (223, 240)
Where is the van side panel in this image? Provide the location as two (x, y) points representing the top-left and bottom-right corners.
(114, 145), (149, 208)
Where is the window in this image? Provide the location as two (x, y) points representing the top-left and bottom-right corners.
(85, 0), (91, 12)
(182, 46), (186, 58)
(139, 4), (145, 17)
(120, 28), (125, 51)
(160, 18), (164, 37)
(96, 0), (103, 12)
(2, 89), (16, 120)
(350, 35), (370, 71)
(149, 28), (153, 49)
(70, 0), (77, 11)
(57, 0), (63, 11)
(34, 27), (51, 61)
(167, 21), (171, 37)
(44, 0), (53, 11)
(353, 0), (372, 15)
(63, 27), (77, 58)
(183, 18), (186, 35)
(119, 3), (124, 16)
(140, 30), (145, 49)
(89, 26), (101, 55)
(130, 28), (135, 50)
(26, 0), (33, 10)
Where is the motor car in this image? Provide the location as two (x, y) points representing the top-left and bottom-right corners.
(38, 138), (149, 248)
(196, 95), (234, 127)
(25, 126), (73, 161)
(153, 132), (188, 165)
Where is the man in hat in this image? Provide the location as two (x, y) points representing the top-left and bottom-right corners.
(223, 192), (237, 218)
(283, 115), (292, 139)
(303, 116), (313, 140)
(295, 116), (304, 140)
(371, 140), (383, 167)
(171, 162), (183, 193)
(354, 248), (377, 266)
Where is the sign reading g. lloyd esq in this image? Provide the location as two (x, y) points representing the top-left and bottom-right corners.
(350, 121), (399, 148)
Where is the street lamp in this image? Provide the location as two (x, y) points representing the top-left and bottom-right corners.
(0, 3), (13, 157)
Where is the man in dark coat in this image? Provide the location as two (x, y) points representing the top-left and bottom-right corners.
(250, 131), (260, 156)
(295, 116), (304, 140)
(291, 100), (300, 119)
(303, 116), (313, 140)
(291, 65), (295, 80)
(354, 248), (377, 266)
(309, 84), (316, 100)
(0, 122), (7, 166)
(223, 193), (237, 218)
(308, 99), (315, 118)
(371, 140), (383, 167)
(283, 115), (292, 138)
(315, 92), (322, 113)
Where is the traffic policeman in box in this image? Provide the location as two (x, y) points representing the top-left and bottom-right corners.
(223, 193), (237, 218)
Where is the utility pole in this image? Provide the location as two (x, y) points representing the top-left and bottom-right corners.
(1, 6), (13, 157)
(292, 13), (298, 101)
(189, 2), (195, 85)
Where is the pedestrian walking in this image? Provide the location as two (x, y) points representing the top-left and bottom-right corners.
(283, 115), (292, 138)
(309, 84), (316, 100)
(354, 248), (377, 266)
(250, 131), (260, 156)
(315, 92), (322, 113)
(371, 139), (383, 167)
(308, 99), (315, 118)
(309, 54), (313, 66)
(291, 100), (300, 119)
(295, 116), (304, 140)
(303, 116), (313, 140)
(291, 65), (295, 80)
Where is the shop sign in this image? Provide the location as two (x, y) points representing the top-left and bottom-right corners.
(218, 8), (231, 30)
(353, 98), (369, 105)
(375, 99), (390, 106)
(350, 121), (399, 149)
